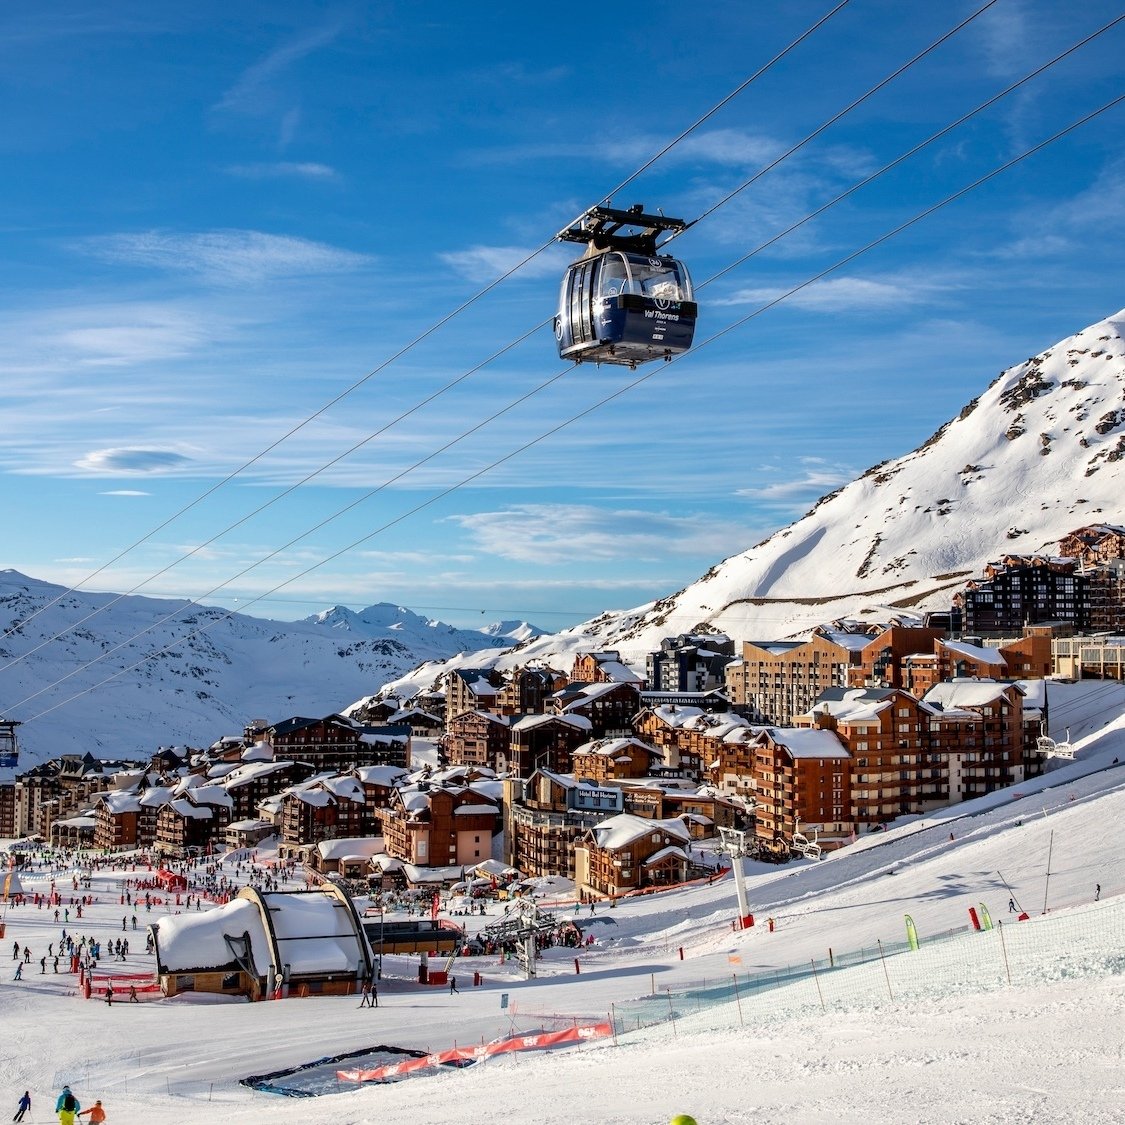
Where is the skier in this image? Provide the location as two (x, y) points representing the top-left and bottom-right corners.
(1008, 898), (1016, 913)
(358, 980), (373, 1008)
(56, 1086), (80, 1125)
(104, 983), (114, 1006)
(13, 963), (22, 981)
(1095, 883), (1101, 901)
(128, 984), (139, 1003)
(449, 975), (458, 995)
(77, 1100), (106, 1124)
(13, 1091), (31, 1122)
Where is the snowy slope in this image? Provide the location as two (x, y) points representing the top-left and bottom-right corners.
(381, 307), (1125, 697)
(0, 572), (535, 763)
(2, 691), (1125, 1124)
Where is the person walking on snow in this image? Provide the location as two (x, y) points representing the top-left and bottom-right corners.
(13, 1091), (31, 1122)
(1095, 883), (1101, 901)
(56, 1086), (80, 1125)
(449, 975), (458, 994)
(1008, 898), (1016, 912)
(77, 1099), (106, 1124)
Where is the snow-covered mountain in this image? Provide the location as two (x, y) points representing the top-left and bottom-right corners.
(380, 306), (1125, 698)
(0, 572), (537, 764)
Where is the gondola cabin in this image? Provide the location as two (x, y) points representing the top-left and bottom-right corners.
(555, 204), (697, 368)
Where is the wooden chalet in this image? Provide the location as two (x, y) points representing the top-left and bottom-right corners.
(573, 813), (691, 898)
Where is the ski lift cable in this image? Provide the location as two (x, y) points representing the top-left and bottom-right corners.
(661, 0), (1003, 246)
(15, 91), (1123, 727)
(0, 1), (1040, 675)
(696, 11), (1125, 289)
(0, 1), (853, 649)
(0, 318), (550, 676)
(4, 15), (1116, 699)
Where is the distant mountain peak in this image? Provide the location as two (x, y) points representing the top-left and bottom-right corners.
(377, 306), (1125, 699)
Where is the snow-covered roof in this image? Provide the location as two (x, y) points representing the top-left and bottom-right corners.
(596, 660), (644, 683)
(167, 798), (213, 820)
(644, 704), (706, 728)
(924, 680), (1021, 710)
(100, 790), (143, 815)
(573, 736), (662, 760)
(821, 631), (877, 652)
(510, 712), (592, 733)
(240, 740), (274, 763)
(222, 759), (295, 788)
(642, 844), (689, 867)
(260, 890), (367, 975)
(354, 764), (410, 786)
(315, 837), (384, 861)
(760, 727), (850, 760)
(942, 639), (1007, 666)
(154, 898), (272, 974)
(556, 681), (637, 709)
(588, 813), (692, 851)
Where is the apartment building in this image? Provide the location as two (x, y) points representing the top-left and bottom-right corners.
(726, 631), (868, 725)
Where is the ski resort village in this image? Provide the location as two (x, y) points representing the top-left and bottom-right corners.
(6, 3), (1125, 1119)
(4, 517), (1125, 1122)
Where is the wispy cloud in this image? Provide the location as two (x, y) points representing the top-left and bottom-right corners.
(974, 1), (1031, 78)
(607, 127), (783, 169)
(75, 448), (195, 475)
(439, 244), (571, 283)
(214, 22), (343, 115)
(737, 460), (854, 502)
(99, 489), (151, 497)
(447, 504), (747, 564)
(0, 301), (216, 374)
(715, 273), (950, 312)
(225, 161), (339, 181)
(75, 230), (372, 285)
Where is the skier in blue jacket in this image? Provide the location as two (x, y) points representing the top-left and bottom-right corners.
(56, 1086), (81, 1125)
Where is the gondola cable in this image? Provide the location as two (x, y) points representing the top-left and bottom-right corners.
(5, 13), (1119, 705)
(0, 0), (854, 649)
(1, 0), (1021, 671)
(13, 90), (1123, 726)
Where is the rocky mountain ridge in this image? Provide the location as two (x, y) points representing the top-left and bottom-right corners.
(378, 306), (1125, 700)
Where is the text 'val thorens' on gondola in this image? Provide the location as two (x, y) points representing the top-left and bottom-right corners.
(554, 203), (697, 369)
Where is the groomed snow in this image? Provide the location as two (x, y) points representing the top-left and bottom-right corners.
(2, 711), (1125, 1124)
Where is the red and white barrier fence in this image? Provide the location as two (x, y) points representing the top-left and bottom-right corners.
(337, 1021), (613, 1083)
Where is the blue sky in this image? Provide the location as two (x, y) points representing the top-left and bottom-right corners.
(2, 0), (1124, 630)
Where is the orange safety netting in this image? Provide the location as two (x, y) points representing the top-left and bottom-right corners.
(336, 1022), (612, 1083)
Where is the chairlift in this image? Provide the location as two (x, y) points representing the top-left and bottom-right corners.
(790, 822), (823, 861)
(554, 204), (698, 369)
(1036, 726), (1074, 760)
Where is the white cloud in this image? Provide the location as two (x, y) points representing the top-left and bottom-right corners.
(716, 274), (949, 312)
(225, 161), (339, 181)
(439, 244), (570, 284)
(0, 301), (218, 375)
(76, 230), (372, 285)
(974, 1), (1031, 78)
(739, 468), (852, 502)
(99, 489), (150, 496)
(75, 448), (195, 475)
(214, 22), (343, 115)
(447, 504), (746, 564)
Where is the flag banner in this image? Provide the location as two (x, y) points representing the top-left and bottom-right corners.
(905, 914), (920, 951)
